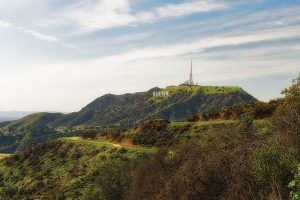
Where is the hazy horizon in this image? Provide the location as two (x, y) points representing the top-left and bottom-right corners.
(1, 0), (299, 112)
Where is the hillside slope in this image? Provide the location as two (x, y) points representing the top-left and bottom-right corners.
(64, 85), (256, 127)
(0, 137), (154, 199)
(0, 119), (286, 200)
(0, 113), (63, 135)
(0, 85), (257, 133)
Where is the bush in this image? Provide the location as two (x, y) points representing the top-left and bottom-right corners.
(252, 141), (296, 184)
(2, 185), (18, 197)
(95, 162), (132, 200)
(132, 120), (173, 146)
(81, 130), (98, 140)
(82, 186), (104, 200)
(272, 74), (300, 141)
(289, 164), (300, 200)
(237, 113), (254, 136)
(126, 140), (233, 200)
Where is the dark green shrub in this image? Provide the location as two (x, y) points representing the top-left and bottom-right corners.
(289, 164), (300, 200)
(118, 148), (127, 154)
(95, 162), (131, 200)
(252, 141), (296, 184)
(237, 113), (254, 136)
(82, 130), (98, 140)
(2, 185), (18, 197)
(82, 186), (104, 200)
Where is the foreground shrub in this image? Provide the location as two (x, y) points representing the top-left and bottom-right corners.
(289, 164), (300, 200)
(252, 139), (297, 199)
(81, 130), (98, 140)
(237, 113), (254, 136)
(82, 161), (133, 200)
(252, 141), (296, 183)
(126, 137), (256, 200)
(132, 120), (173, 146)
(273, 74), (300, 147)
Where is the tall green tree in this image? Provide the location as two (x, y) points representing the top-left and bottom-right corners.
(273, 74), (300, 144)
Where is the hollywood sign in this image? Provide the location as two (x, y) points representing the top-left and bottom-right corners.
(153, 91), (169, 97)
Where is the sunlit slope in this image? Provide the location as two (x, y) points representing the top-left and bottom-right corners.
(0, 85), (257, 132)
(59, 85), (257, 127)
(0, 137), (154, 199)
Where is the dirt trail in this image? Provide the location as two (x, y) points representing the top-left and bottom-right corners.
(0, 154), (12, 160)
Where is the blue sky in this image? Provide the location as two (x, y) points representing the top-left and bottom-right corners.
(0, 0), (299, 112)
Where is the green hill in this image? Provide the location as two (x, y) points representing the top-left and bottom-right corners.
(0, 112), (63, 135)
(0, 137), (155, 199)
(65, 85), (256, 127)
(0, 85), (257, 153)
(1, 85), (257, 132)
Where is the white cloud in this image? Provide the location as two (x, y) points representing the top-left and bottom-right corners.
(24, 30), (59, 42)
(0, 20), (11, 28)
(154, 0), (228, 18)
(66, 0), (229, 31)
(66, 0), (135, 31)
(0, 20), (60, 43)
(22, 29), (85, 52)
(0, 21), (84, 51)
(112, 32), (155, 43)
(93, 26), (300, 64)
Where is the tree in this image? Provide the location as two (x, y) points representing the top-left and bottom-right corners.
(289, 164), (300, 200)
(273, 74), (300, 144)
(237, 113), (254, 136)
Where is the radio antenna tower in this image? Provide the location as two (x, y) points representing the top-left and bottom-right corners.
(182, 59), (196, 86)
(189, 59), (194, 85)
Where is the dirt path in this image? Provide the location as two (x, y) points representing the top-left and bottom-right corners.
(64, 137), (156, 152)
(0, 154), (12, 160)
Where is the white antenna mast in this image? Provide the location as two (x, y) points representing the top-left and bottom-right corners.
(189, 59), (194, 85)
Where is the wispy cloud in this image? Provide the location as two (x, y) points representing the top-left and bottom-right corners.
(153, 0), (228, 18)
(24, 30), (59, 42)
(0, 20), (85, 52)
(0, 20), (11, 28)
(66, 0), (229, 31)
(93, 26), (300, 64)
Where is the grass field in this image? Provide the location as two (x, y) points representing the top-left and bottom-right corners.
(60, 137), (156, 153)
(169, 119), (270, 128)
(169, 120), (237, 127)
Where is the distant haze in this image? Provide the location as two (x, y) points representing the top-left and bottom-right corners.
(0, 111), (37, 122)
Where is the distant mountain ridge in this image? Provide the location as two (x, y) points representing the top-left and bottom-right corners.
(0, 111), (37, 122)
(0, 85), (257, 133)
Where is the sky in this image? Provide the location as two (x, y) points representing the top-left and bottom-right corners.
(0, 0), (300, 112)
